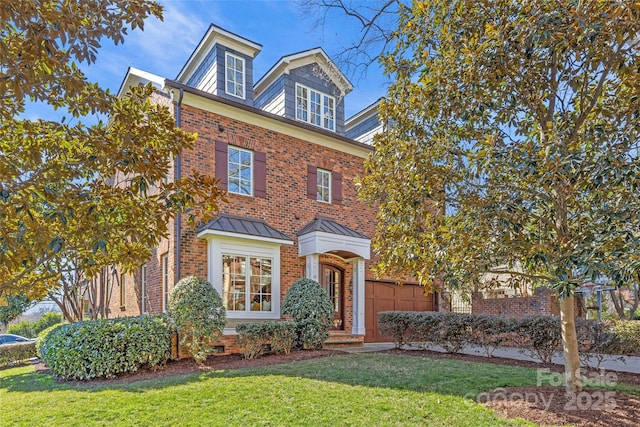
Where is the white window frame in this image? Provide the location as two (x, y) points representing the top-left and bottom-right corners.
(227, 146), (253, 196)
(225, 52), (245, 99)
(119, 273), (126, 308)
(222, 254), (273, 314)
(317, 168), (331, 203)
(161, 253), (169, 312)
(205, 235), (283, 320)
(141, 265), (147, 314)
(295, 83), (336, 131)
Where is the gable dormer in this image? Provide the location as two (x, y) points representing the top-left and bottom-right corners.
(176, 24), (262, 106)
(254, 48), (353, 135)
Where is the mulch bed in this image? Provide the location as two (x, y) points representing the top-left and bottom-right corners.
(33, 349), (337, 386)
(33, 347), (640, 426)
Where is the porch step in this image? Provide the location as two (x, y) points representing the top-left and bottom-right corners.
(324, 334), (364, 348)
(324, 339), (364, 348)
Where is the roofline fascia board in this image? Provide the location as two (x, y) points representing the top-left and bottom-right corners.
(345, 98), (384, 126)
(117, 67), (166, 97)
(165, 80), (373, 158)
(197, 229), (293, 245)
(254, 48), (353, 97)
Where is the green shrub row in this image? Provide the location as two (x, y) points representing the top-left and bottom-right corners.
(37, 315), (172, 380)
(378, 311), (639, 365)
(0, 341), (37, 368)
(236, 321), (296, 360)
(7, 312), (63, 338)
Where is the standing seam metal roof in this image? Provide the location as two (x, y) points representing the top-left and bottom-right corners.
(296, 216), (369, 239)
(197, 213), (293, 241)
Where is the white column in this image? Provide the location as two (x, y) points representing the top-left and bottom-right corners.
(351, 257), (366, 335)
(305, 254), (320, 282)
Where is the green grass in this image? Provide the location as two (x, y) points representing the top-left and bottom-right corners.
(0, 353), (631, 427)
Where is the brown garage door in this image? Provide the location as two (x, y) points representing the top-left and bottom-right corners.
(365, 281), (435, 342)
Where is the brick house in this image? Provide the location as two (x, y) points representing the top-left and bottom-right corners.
(111, 24), (435, 350)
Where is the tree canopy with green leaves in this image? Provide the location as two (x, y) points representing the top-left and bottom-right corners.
(358, 0), (640, 392)
(0, 1), (224, 300)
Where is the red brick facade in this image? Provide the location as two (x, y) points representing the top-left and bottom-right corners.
(109, 94), (385, 352)
(472, 286), (585, 318)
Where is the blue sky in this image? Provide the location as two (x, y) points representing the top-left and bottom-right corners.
(27, 0), (391, 121)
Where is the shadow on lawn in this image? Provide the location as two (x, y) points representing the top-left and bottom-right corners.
(0, 353), (538, 398)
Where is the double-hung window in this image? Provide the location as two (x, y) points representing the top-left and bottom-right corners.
(295, 83), (335, 131)
(228, 146), (253, 195)
(222, 255), (272, 313)
(225, 52), (245, 99)
(161, 253), (169, 312)
(317, 168), (331, 203)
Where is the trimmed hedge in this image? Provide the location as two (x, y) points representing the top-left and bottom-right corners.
(7, 312), (63, 338)
(378, 311), (639, 364)
(608, 320), (640, 355)
(6, 321), (34, 338)
(236, 321), (296, 360)
(0, 341), (36, 368)
(38, 315), (172, 380)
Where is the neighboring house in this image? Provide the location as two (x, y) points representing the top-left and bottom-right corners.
(111, 24), (435, 349)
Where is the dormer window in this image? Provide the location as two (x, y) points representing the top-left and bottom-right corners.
(225, 52), (245, 99)
(295, 83), (335, 131)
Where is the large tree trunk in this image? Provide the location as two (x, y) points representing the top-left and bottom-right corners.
(559, 295), (582, 393)
(609, 289), (626, 319)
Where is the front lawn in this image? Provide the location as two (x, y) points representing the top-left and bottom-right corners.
(0, 353), (575, 426)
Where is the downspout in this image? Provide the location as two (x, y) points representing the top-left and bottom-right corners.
(174, 88), (184, 282)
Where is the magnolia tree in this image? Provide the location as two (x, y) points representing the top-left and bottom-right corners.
(0, 1), (224, 301)
(357, 0), (640, 393)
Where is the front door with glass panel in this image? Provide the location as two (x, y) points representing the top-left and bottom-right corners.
(322, 264), (344, 330)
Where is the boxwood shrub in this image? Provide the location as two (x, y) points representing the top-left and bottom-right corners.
(236, 321), (296, 360)
(38, 315), (172, 380)
(281, 278), (333, 349)
(168, 275), (226, 363)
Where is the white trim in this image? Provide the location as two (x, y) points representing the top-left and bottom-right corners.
(176, 24), (261, 83)
(117, 67), (165, 97)
(198, 229), (293, 246)
(224, 52), (246, 100)
(316, 168), (331, 203)
(351, 258), (366, 335)
(345, 98), (383, 127)
(254, 48), (352, 97)
(161, 253), (169, 313)
(305, 254), (320, 282)
(181, 91), (372, 158)
(298, 231), (370, 260)
(141, 265), (147, 315)
(203, 234), (284, 320)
